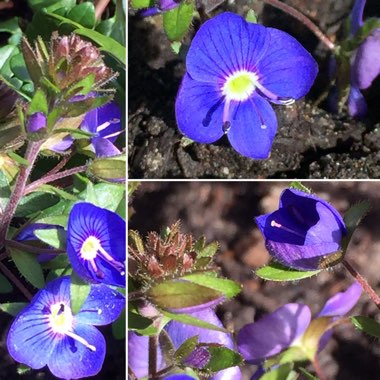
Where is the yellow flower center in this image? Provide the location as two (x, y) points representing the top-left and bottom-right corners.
(49, 303), (73, 334)
(223, 71), (258, 101)
(81, 236), (100, 260)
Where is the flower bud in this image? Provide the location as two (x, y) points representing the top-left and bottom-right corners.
(26, 112), (47, 133)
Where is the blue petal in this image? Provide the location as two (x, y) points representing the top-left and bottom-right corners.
(165, 375), (197, 380)
(256, 27), (318, 100)
(92, 137), (121, 157)
(186, 12), (268, 83)
(226, 94), (277, 159)
(48, 324), (105, 379)
(175, 74), (225, 143)
(318, 282), (362, 317)
(67, 202), (126, 287)
(348, 86), (368, 118)
(76, 284), (125, 325)
(350, 0), (365, 35)
(237, 303), (311, 364)
(7, 277), (71, 370)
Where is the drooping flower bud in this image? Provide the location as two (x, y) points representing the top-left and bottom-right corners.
(26, 112), (47, 133)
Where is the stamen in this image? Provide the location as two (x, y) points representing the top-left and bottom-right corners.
(270, 219), (304, 238)
(102, 130), (123, 140)
(96, 121), (111, 132)
(253, 79), (295, 105)
(98, 246), (125, 275)
(65, 331), (96, 352)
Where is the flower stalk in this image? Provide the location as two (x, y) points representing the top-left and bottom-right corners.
(149, 334), (158, 378)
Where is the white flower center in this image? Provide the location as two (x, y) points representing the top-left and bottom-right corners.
(222, 70), (258, 101)
(81, 236), (101, 260)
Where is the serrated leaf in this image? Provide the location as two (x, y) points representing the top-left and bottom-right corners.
(0, 302), (28, 316)
(162, 309), (228, 333)
(148, 280), (223, 310)
(175, 336), (199, 362)
(70, 271), (91, 314)
(205, 346), (242, 372)
(289, 181), (311, 194)
(181, 273), (241, 299)
(351, 316), (380, 339)
(9, 248), (45, 288)
(34, 227), (67, 250)
(0, 272), (12, 293)
(197, 241), (219, 258)
(256, 262), (320, 281)
(163, 2), (194, 41)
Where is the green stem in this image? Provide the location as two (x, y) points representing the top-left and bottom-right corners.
(0, 141), (42, 248)
(343, 259), (380, 310)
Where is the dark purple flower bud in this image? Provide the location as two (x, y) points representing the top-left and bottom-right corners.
(182, 346), (211, 368)
(237, 282), (361, 366)
(255, 188), (346, 270)
(26, 112), (47, 133)
(140, 0), (181, 17)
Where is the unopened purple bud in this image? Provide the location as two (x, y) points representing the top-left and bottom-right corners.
(160, 0), (181, 11)
(27, 112), (47, 133)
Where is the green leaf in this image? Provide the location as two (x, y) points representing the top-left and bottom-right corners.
(0, 302), (28, 316)
(27, 0), (76, 12)
(7, 151), (29, 166)
(41, 254), (68, 269)
(0, 273), (12, 293)
(289, 181), (312, 194)
(148, 280), (223, 310)
(36, 184), (78, 201)
(131, 0), (155, 9)
(181, 273), (241, 299)
(110, 0), (126, 46)
(0, 45), (18, 73)
(175, 336), (199, 362)
(15, 191), (59, 217)
(34, 227), (67, 250)
(197, 241), (219, 258)
(16, 364), (32, 375)
(256, 262), (320, 281)
(205, 346), (243, 372)
(162, 309), (228, 333)
(88, 155), (126, 182)
(128, 310), (158, 336)
(28, 88), (49, 115)
(298, 368), (319, 380)
(10, 248), (45, 289)
(245, 9), (258, 24)
(32, 199), (73, 227)
(70, 271), (91, 314)
(10, 53), (31, 82)
(0, 170), (11, 212)
(351, 316), (380, 339)
(67, 3), (96, 29)
(163, 2), (194, 41)
(92, 183), (125, 211)
(260, 364), (296, 380)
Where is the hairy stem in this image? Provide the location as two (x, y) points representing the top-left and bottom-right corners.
(261, 0), (335, 50)
(0, 141), (42, 248)
(0, 261), (33, 301)
(343, 259), (380, 309)
(148, 334), (158, 379)
(6, 240), (65, 255)
(44, 154), (72, 177)
(24, 164), (88, 195)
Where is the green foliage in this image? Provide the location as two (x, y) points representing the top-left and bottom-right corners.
(112, 308), (126, 339)
(163, 2), (194, 41)
(88, 155), (126, 182)
(15, 191), (59, 218)
(0, 302), (28, 316)
(260, 364), (297, 380)
(9, 248), (45, 289)
(245, 9), (258, 24)
(351, 316), (380, 339)
(34, 227), (67, 250)
(0, 170), (11, 212)
(128, 310), (159, 336)
(131, 0), (155, 9)
(67, 3), (96, 29)
(256, 262), (320, 281)
(289, 181), (312, 194)
(28, 88), (49, 115)
(205, 346), (243, 373)
(0, 273), (13, 293)
(70, 271), (91, 315)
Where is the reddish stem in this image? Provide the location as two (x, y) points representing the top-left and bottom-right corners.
(94, 0), (111, 20)
(343, 259), (380, 309)
(261, 0), (335, 50)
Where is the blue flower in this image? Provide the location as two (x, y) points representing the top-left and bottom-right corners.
(27, 112), (47, 133)
(255, 188), (346, 270)
(140, 0), (181, 17)
(7, 276), (125, 379)
(348, 0), (380, 117)
(129, 308), (242, 379)
(237, 282), (361, 376)
(67, 202), (126, 287)
(175, 12), (318, 159)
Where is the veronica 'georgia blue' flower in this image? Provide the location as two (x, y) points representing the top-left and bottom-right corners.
(256, 188), (346, 270)
(237, 282), (362, 377)
(348, 0), (380, 117)
(175, 12), (318, 159)
(7, 276), (125, 379)
(129, 308), (242, 379)
(67, 202), (126, 287)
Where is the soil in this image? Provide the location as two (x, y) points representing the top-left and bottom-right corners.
(128, 0), (380, 179)
(129, 181), (380, 380)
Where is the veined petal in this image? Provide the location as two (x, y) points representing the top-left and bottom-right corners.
(237, 303), (311, 364)
(256, 28), (318, 100)
(318, 282), (362, 317)
(186, 12), (268, 83)
(76, 284), (125, 325)
(48, 324), (105, 379)
(92, 137), (121, 157)
(67, 202), (126, 287)
(226, 94), (277, 159)
(175, 74), (225, 143)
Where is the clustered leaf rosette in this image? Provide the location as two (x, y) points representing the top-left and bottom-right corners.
(237, 282), (362, 378)
(175, 12), (318, 159)
(256, 188), (347, 270)
(67, 202), (126, 287)
(348, 0), (380, 117)
(129, 307), (242, 379)
(7, 276), (125, 380)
